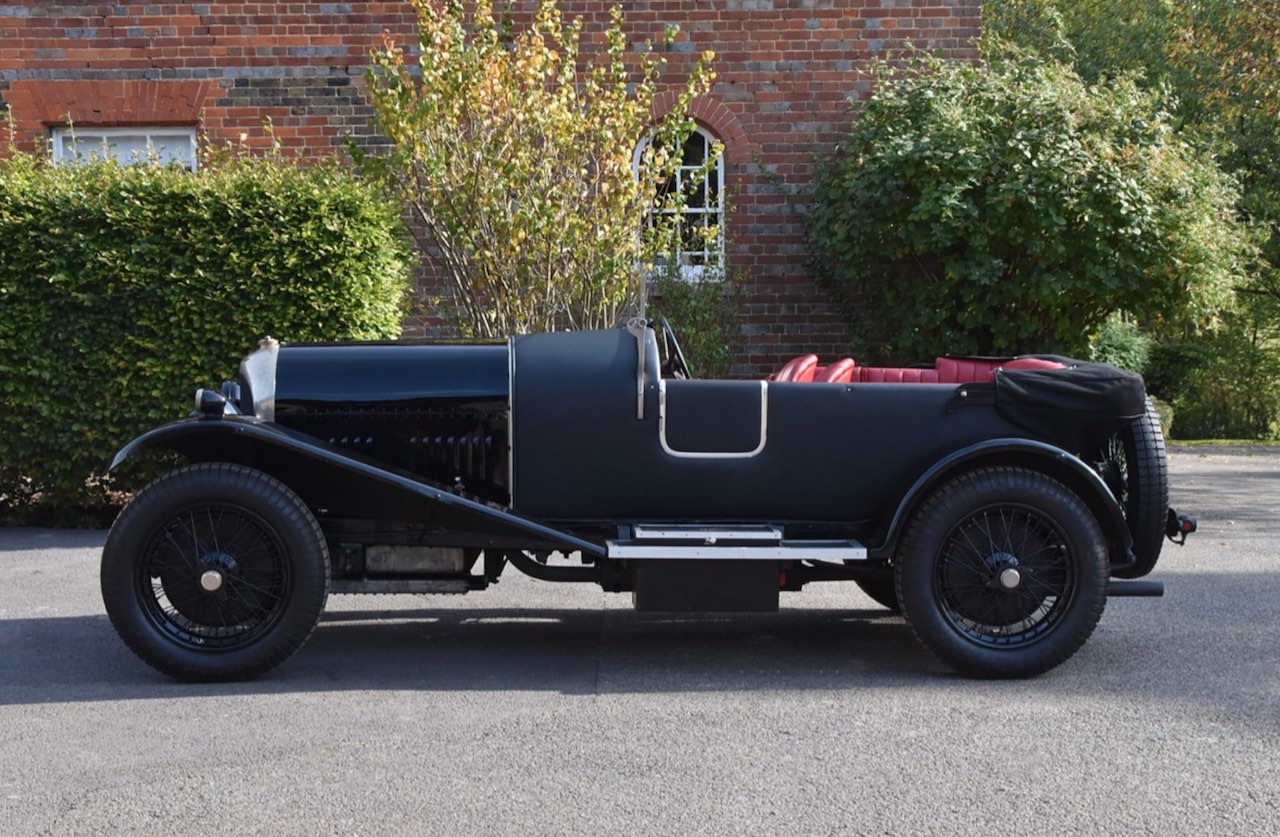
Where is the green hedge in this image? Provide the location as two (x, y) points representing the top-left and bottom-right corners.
(0, 152), (411, 522)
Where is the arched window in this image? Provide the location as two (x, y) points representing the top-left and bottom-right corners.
(635, 126), (725, 279)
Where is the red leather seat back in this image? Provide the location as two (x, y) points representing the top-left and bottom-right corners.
(814, 358), (856, 383)
(770, 354), (1065, 385)
(855, 367), (941, 384)
(935, 356), (1066, 383)
(793, 356), (818, 383)
(771, 354), (818, 382)
(935, 357), (998, 383)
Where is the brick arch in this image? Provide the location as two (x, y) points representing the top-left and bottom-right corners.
(3, 79), (219, 154)
(652, 92), (751, 165)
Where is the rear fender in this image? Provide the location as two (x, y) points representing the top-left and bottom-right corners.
(109, 417), (605, 556)
(875, 439), (1130, 562)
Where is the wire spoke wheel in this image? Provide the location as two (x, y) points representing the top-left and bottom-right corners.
(140, 504), (292, 652)
(935, 506), (1073, 648)
(102, 463), (329, 682)
(897, 467), (1108, 678)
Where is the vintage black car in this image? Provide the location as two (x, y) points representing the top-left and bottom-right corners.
(101, 320), (1194, 681)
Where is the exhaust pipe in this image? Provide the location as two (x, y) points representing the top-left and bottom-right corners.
(1108, 580), (1164, 597)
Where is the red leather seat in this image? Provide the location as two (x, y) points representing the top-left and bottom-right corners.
(855, 367), (941, 384)
(770, 354), (818, 382)
(935, 357), (995, 383)
(814, 358), (857, 383)
(935, 356), (1065, 383)
(770, 354), (1064, 385)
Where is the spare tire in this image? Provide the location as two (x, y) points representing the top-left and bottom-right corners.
(1096, 398), (1168, 579)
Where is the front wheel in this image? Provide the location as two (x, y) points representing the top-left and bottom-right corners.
(896, 467), (1108, 678)
(101, 463), (329, 681)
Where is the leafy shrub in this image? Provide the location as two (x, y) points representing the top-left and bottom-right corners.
(645, 264), (739, 379)
(808, 53), (1250, 363)
(1145, 303), (1280, 440)
(986, 0), (1280, 440)
(0, 151), (411, 522)
(1088, 313), (1151, 373)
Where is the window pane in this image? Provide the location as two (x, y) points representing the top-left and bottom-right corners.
(55, 128), (195, 170)
(686, 174), (706, 209)
(64, 134), (146, 162)
(148, 135), (195, 168)
(681, 133), (705, 167)
(682, 228), (706, 264)
(656, 169), (677, 203)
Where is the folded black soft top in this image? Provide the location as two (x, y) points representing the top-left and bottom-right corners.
(995, 356), (1147, 452)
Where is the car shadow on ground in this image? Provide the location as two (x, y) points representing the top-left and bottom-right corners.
(0, 605), (933, 705)
(4, 561), (1275, 734)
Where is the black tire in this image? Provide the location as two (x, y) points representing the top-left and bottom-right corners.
(854, 574), (901, 613)
(1097, 398), (1169, 579)
(896, 467), (1108, 678)
(101, 463), (329, 682)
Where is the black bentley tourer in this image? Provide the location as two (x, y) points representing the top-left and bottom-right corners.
(100, 320), (1194, 681)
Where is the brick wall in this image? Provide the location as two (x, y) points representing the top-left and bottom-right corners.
(0, 3), (410, 151)
(0, 1), (980, 376)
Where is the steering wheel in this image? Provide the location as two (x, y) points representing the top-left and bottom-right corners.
(658, 316), (693, 380)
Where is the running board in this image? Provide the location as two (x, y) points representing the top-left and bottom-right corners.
(331, 579), (471, 594)
(608, 525), (866, 561)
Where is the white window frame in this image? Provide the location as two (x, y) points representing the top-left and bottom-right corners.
(51, 126), (198, 171)
(633, 126), (726, 281)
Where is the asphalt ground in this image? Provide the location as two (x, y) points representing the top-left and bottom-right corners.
(1, 447), (1277, 835)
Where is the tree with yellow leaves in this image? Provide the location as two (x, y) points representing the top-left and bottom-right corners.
(360, 0), (717, 337)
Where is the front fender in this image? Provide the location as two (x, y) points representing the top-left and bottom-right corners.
(109, 415), (279, 473)
(109, 416), (605, 557)
(874, 438), (1130, 561)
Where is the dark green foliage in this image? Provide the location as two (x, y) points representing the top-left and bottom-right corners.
(0, 153), (411, 521)
(809, 54), (1247, 364)
(1145, 302), (1280, 440)
(646, 267), (738, 379)
(1089, 313), (1151, 374)
(985, 0), (1280, 439)
(983, 0), (1177, 86)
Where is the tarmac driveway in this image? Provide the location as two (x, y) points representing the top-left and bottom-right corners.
(0, 447), (1277, 835)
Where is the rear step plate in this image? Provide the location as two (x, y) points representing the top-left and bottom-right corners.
(631, 524), (784, 543)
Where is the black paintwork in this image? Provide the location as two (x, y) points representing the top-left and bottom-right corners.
(274, 342), (510, 404)
(111, 417), (602, 557)
(111, 326), (1134, 560)
(272, 342), (511, 503)
(99, 318), (1186, 687)
(509, 329), (1099, 527)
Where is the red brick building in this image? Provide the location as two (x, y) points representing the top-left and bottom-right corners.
(0, 1), (980, 373)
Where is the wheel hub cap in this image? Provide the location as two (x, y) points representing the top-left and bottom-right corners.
(998, 567), (1022, 590)
(200, 569), (224, 592)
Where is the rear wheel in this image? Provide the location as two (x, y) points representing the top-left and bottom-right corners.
(101, 463), (329, 681)
(896, 467), (1108, 678)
